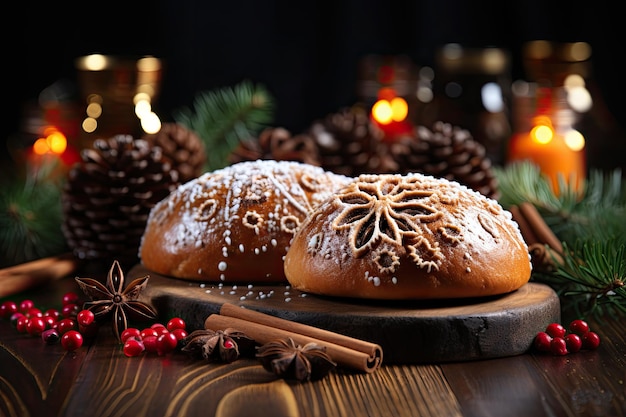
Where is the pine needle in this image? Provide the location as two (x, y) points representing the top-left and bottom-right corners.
(540, 240), (626, 320)
(174, 80), (275, 171)
(495, 161), (626, 319)
(0, 158), (67, 267)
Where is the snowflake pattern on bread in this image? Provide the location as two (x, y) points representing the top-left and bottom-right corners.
(285, 173), (531, 300)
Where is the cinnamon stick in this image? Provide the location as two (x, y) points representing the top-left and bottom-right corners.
(509, 205), (539, 246)
(0, 253), (79, 298)
(204, 303), (383, 373)
(518, 202), (563, 254)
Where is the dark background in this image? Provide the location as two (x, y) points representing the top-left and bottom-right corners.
(4, 0), (625, 170)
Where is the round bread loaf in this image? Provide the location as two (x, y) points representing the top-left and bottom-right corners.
(139, 160), (352, 282)
(284, 173), (532, 299)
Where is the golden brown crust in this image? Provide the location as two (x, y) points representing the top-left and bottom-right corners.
(139, 160), (351, 283)
(284, 173), (532, 299)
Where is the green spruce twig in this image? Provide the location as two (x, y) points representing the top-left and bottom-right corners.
(539, 240), (626, 320)
(174, 80), (275, 171)
(0, 157), (67, 267)
(494, 161), (626, 320)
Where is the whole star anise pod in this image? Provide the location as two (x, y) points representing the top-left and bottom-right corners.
(256, 338), (336, 382)
(180, 328), (255, 363)
(74, 260), (157, 341)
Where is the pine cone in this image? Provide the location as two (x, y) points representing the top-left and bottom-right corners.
(61, 135), (179, 270)
(228, 127), (320, 166)
(395, 121), (500, 199)
(308, 107), (397, 176)
(142, 122), (206, 183)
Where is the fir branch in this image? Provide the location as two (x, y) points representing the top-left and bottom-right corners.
(174, 80), (275, 171)
(495, 161), (626, 319)
(494, 161), (626, 242)
(493, 161), (561, 211)
(0, 158), (67, 267)
(536, 240), (626, 320)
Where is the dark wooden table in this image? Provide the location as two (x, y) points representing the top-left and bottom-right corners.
(1, 273), (625, 417)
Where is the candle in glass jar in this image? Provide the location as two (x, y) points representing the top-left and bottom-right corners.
(507, 116), (586, 193)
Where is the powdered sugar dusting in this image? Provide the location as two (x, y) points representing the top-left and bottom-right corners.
(296, 172), (530, 287)
(141, 160), (352, 281)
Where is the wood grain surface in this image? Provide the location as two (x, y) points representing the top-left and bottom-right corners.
(1, 274), (625, 417)
(131, 265), (561, 364)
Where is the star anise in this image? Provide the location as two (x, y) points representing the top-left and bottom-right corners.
(256, 338), (337, 382)
(180, 328), (255, 363)
(74, 260), (157, 341)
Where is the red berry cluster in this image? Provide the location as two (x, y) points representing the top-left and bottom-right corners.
(0, 293), (188, 357)
(0, 292), (93, 351)
(120, 318), (188, 357)
(534, 320), (601, 356)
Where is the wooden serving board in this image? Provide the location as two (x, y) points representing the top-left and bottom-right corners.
(130, 265), (560, 364)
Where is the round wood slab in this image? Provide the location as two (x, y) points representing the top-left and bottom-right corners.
(131, 265), (560, 364)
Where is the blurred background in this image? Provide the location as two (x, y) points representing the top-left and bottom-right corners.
(3, 0), (625, 172)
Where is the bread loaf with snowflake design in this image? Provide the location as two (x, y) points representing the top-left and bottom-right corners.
(139, 160), (352, 282)
(284, 173), (532, 299)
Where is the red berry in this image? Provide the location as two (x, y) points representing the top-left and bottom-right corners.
(582, 331), (601, 350)
(61, 303), (80, 318)
(154, 326), (170, 336)
(26, 317), (47, 336)
(61, 330), (83, 351)
(171, 328), (188, 342)
(534, 332), (553, 352)
(143, 335), (159, 353)
(10, 312), (25, 327)
(140, 328), (159, 339)
(54, 318), (77, 335)
(43, 315), (57, 329)
(42, 328), (61, 344)
(569, 319), (590, 336)
(166, 317), (186, 332)
(76, 310), (95, 327)
(565, 334), (582, 353)
(123, 339), (145, 357)
(223, 339), (235, 349)
(62, 291), (80, 306)
(151, 323), (166, 329)
(16, 316), (30, 333)
(156, 332), (178, 355)
(121, 327), (142, 343)
(26, 307), (43, 318)
(0, 301), (18, 319)
(19, 300), (35, 313)
(545, 322), (566, 338)
(550, 337), (568, 356)
(44, 309), (61, 321)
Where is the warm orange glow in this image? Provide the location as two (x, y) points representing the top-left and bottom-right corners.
(372, 100), (393, 124)
(32, 128), (68, 155)
(47, 131), (67, 154)
(530, 125), (553, 145)
(508, 125), (586, 195)
(372, 97), (408, 125)
(33, 138), (50, 155)
(390, 97), (408, 122)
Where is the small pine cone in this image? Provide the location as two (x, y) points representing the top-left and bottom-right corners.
(228, 127), (320, 166)
(400, 121), (500, 199)
(142, 122), (206, 183)
(61, 135), (179, 270)
(308, 108), (395, 176)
